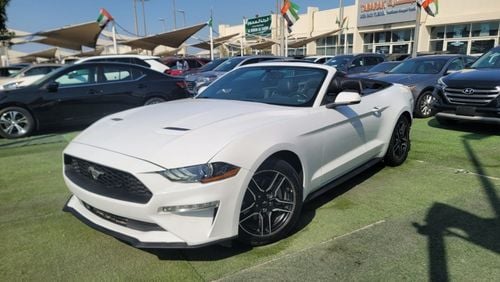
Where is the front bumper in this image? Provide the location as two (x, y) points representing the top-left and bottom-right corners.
(62, 142), (250, 248)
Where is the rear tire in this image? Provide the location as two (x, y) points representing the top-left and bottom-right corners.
(238, 158), (303, 246)
(144, 97), (166, 105)
(0, 107), (35, 139)
(384, 115), (411, 167)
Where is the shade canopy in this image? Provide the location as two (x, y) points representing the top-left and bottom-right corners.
(34, 22), (102, 50)
(123, 23), (207, 50)
(20, 47), (58, 61)
(249, 40), (276, 50)
(287, 29), (341, 48)
(191, 33), (240, 50)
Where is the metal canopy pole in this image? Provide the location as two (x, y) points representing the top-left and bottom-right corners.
(412, 5), (422, 58)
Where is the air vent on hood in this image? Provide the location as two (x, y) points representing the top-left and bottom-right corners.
(111, 118), (123, 121)
(164, 127), (190, 131)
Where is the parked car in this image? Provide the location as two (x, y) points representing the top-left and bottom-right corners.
(62, 62), (414, 248)
(371, 55), (476, 118)
(0, 62), (189, 139)
(184, 55), (280, 95)
(0, 64), (61, 88)
(75, 55), (169, 74)
(303, 55), (334, 64)
(0, 65), (25, 77)
(161, 57), (210, 76)
(347, 61), (401, 79)
(183, 57), (228, 76)
(433, 46), (500, 125)
(324, 53), (385, 74)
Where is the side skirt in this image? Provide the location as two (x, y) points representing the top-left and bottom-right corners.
(305, 158), (382, 202)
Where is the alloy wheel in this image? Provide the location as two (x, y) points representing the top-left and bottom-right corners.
(0, 110), (30, 137)
(392, 118), (410, 160)
(418, 93), (436, 117)
(239, 170), (297, 237)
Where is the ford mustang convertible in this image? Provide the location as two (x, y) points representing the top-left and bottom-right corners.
(63, 63), (414, 248)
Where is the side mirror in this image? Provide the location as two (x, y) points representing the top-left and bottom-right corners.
(46, 81), (59, 92)
(197, 85), (208, 94)
(445, 69), (459, 75)
(326, 91), (361, 109)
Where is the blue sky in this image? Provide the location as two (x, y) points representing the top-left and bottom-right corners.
(7, 0), (355, 53)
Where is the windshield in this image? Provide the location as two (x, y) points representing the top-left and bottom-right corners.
(325, 56), (353, 69)
(199, 58), (227, 72)
(389, 58), (447, 74)
(471, 48), (500, 69)
(368, 62), (400, 73)
(197, 66), (327, 107)
(213, 57), (246, 72)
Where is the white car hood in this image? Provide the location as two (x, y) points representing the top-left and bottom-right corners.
(73, 98), (299, 168)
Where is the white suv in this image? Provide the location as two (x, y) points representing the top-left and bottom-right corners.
(75, 55), (168, 73)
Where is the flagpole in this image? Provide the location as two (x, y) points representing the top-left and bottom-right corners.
(242, 18), (246, 56)
(112, 21), (118, 54)
(209, 10), (214, 60)
(412, 3), (422, 58)
(280, 0), (285, 57)
(285, 30), (288, 57)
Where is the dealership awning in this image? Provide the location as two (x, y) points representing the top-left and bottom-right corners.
(20, 47), (58, 61)
(34, 22), (103, 50)
(190, 33), (240, 50)
(123, 23), (207, 50)
(287, 29), (341, 48)
(249, 40), (276, 50)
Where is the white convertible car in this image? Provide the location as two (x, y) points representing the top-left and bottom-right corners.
(63, 62), (414, 248)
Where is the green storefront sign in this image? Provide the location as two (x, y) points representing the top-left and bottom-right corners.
(245, 15), (272, 36)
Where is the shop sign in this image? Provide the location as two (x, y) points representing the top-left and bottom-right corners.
(245, 15), (272, 36)
(358, 0), (417, 27)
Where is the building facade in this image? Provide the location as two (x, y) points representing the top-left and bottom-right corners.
(217, 0), (500, 57)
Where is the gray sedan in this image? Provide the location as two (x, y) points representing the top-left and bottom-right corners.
(371, 55), (476, 118)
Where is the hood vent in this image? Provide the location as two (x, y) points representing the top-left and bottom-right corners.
(164, 127), (190, 131)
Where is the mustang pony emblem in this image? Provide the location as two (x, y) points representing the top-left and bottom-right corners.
(88, 166), (105, 180)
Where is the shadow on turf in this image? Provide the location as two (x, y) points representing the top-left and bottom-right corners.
(427, 117), (500, 136)
(143, 163), (386, 261)
(413, 134), (500, 282)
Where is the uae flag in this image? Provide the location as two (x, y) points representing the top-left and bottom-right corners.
(281, 0), (300, 33)
(417, 0), (438, 17)
(97, 8), (113, 28)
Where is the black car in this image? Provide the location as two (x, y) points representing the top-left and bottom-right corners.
(324, 53), (385, 74)
(433, 46), (500, 125)
(347, 61), (401, 79)
(370, 55), (476, 118)
(0, 62), (188, 139)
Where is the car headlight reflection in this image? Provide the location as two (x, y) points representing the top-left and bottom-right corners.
(437, 77), (447, 89)
(159, 162), (240, 183)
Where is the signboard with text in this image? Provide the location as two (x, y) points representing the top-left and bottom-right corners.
(245, 15), (272, 36)
(358, 0), (417, 27)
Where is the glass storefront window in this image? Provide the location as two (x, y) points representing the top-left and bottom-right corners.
(392, 29), (412, 42)
(393, 44), (409, 53)
(364, 33), (373, 44)
(429, 40), (444, 52)
(430, 26), (445, 39)
(447, 41), (468, 54)
(375, 31), (391, 43)
(446, 24), (470, 38)
(471, 39), (495, 54)
(316, 34), (353, 55)
(364, 45), (373, 53)
(375, 45), (390, 54)
(471, 22), (499, 37)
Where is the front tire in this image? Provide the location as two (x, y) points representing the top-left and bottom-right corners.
(384, 115), (411, 166)
(0, 107), (35, 139)
(415, 92), (436, 118)
(144, 97), (166, 105)
(238, 158), (303, 246)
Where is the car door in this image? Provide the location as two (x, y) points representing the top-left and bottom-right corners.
(95, 64), (147, 117)
(314, 78), (386, 186)
(39, 65), (101, 126)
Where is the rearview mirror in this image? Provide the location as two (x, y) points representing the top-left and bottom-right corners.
(326, 91), (361, 109)
(46, 81), (59, 92)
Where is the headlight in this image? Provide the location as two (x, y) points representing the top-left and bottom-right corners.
(437, 77), (447, 89)
(159, 162), (240, 183)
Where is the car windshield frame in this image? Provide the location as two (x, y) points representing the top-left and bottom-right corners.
(388, 58), (448, 74)
(196, 66), (327, 107)
(470, 49), (500, 69)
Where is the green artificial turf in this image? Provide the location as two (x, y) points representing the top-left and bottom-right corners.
(0, 119), (499, 281)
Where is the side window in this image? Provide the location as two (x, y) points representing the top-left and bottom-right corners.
(364, 57), (380, 66)
(258, 57), (276, 63)
(376, 57), (385, 64)
(131, 58), (149, 67)
(465, 56), (477, 66)
(351, 57), (363, 68)
(130, 67), (145, 80)
(240, 58), (260, 66)
(316, 58), (326, 64)
(102, 65), (133, 82)
(24, 67), (53, 76)
(187, 59), (201, 68)
(447, 58), (465, 71)
(55, 67), (96, 86)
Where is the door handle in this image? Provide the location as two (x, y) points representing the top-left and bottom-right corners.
(372, 106), (381, 112)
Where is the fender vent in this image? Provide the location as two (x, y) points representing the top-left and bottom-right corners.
(164, 127), (190, 131)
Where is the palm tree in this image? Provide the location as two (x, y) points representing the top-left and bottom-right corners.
(0, 0), (10, 33)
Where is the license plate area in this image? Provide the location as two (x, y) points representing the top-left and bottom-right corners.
(456, 106), (476, 116)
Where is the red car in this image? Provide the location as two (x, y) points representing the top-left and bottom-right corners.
(161, 57), (210, 76)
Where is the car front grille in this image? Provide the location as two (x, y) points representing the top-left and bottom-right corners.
(82, 201), (164, 231)
(444, 87), (500, 106)
(64, 155), (153, 204)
